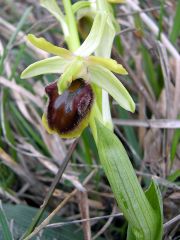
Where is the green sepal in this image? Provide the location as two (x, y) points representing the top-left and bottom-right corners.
(21, 56), (71, 79)
(89, 65), (135, 112)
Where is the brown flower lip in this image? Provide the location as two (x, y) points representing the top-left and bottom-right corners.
(45, 78), (94, 136)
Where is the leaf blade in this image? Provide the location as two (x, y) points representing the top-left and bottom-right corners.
(95, 120), (162, 240)
(0, 202), (13, 240)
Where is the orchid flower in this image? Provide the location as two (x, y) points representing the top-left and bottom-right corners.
(21, 13), (135, 139)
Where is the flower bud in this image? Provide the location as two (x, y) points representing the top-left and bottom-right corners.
(43, 79), (94, 138)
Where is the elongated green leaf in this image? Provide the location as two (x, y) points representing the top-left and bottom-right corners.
(170, 0), (180, 44)
(40, 0), (68, 37)
(170, 115), (180, 163)
(167, 169), (180, 182)
(95, 120), (162, 240)
(145, 179), (163, 239)
(127, 179), (163, 240)
(27, 34), (72, 58)
(1, 204), (86, 240)
(21, 56), (71, 79)
(89, 65), (135, 112)
(0, 202), (13, 240)
(74, 13), (107, 57)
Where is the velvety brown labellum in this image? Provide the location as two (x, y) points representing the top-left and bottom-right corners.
(45, 79), (93, 135)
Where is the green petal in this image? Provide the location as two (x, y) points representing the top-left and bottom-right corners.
(89, 65), (135, 112)
(74, 13), (107, 57)
(27, 34), (72, 58)
(88, 56), (128, 74)
(57, 57), (83, 93)
(40, 0), (68, 37)
(21, 56), (71, 79)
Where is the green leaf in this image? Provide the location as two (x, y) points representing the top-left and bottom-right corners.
(74, 13), (107, 57)
(127, 179), (163, 240)
(141, 45), (160, 97)
(27, 34), (72, 58)
(0, 202), (13, 240)
(169, 0), (180, 44)
(89, 65), (135, 112)
(95, 120), (162, 240)
(40, 0), (68, 37)
(1, 203), (104, 240)
(21, 56), (71, 79)
(167, 170), (180, 182)
(170, 116), (180, 163)
(145, 179), (163, 240)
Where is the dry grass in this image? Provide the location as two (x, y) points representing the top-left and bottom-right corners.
(0, 0), (179, 239)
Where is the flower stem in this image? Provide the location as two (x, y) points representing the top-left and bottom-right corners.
(62, 0), (80, 51)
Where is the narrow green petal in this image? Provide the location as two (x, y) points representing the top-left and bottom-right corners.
(89, 65), (135, 112)
(27, 34), (72, 58)
(21, 56), (71, 79)
(88, 56), (128, 74)
(40, 0), (68, 37)
(74, 13), (107, 57)
(57, 58), (83, 93)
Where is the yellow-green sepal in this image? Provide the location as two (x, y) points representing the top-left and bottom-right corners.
(21, 56), (71, 79)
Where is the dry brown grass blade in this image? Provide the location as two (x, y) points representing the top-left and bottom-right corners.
(24, 169), (97, 240)
(125, 0), (180, 59)
(112, 48), (161, 118)
(0, 187), (20, 204)
(0, 76), (43, 108)
(113, 118), (180, 128)
(0, 17), (48, 59)
(92, 205), (117, 240)
(0, 147), (43, 195)
(173, 59), (180, 118)
(78, 190), (91, 240)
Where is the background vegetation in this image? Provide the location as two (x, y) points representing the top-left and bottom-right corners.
(0, 0), (179, 239)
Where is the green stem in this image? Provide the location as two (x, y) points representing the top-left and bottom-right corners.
(62, 0), (80, 51)
(95, 0), (114, 130)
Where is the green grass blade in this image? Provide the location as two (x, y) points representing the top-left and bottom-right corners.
(170, 0), (180, 44)
(0, 201), (14, 240)
(0, 7), (32, 74)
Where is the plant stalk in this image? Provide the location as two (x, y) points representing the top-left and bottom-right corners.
(62, 0), (80, 51)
